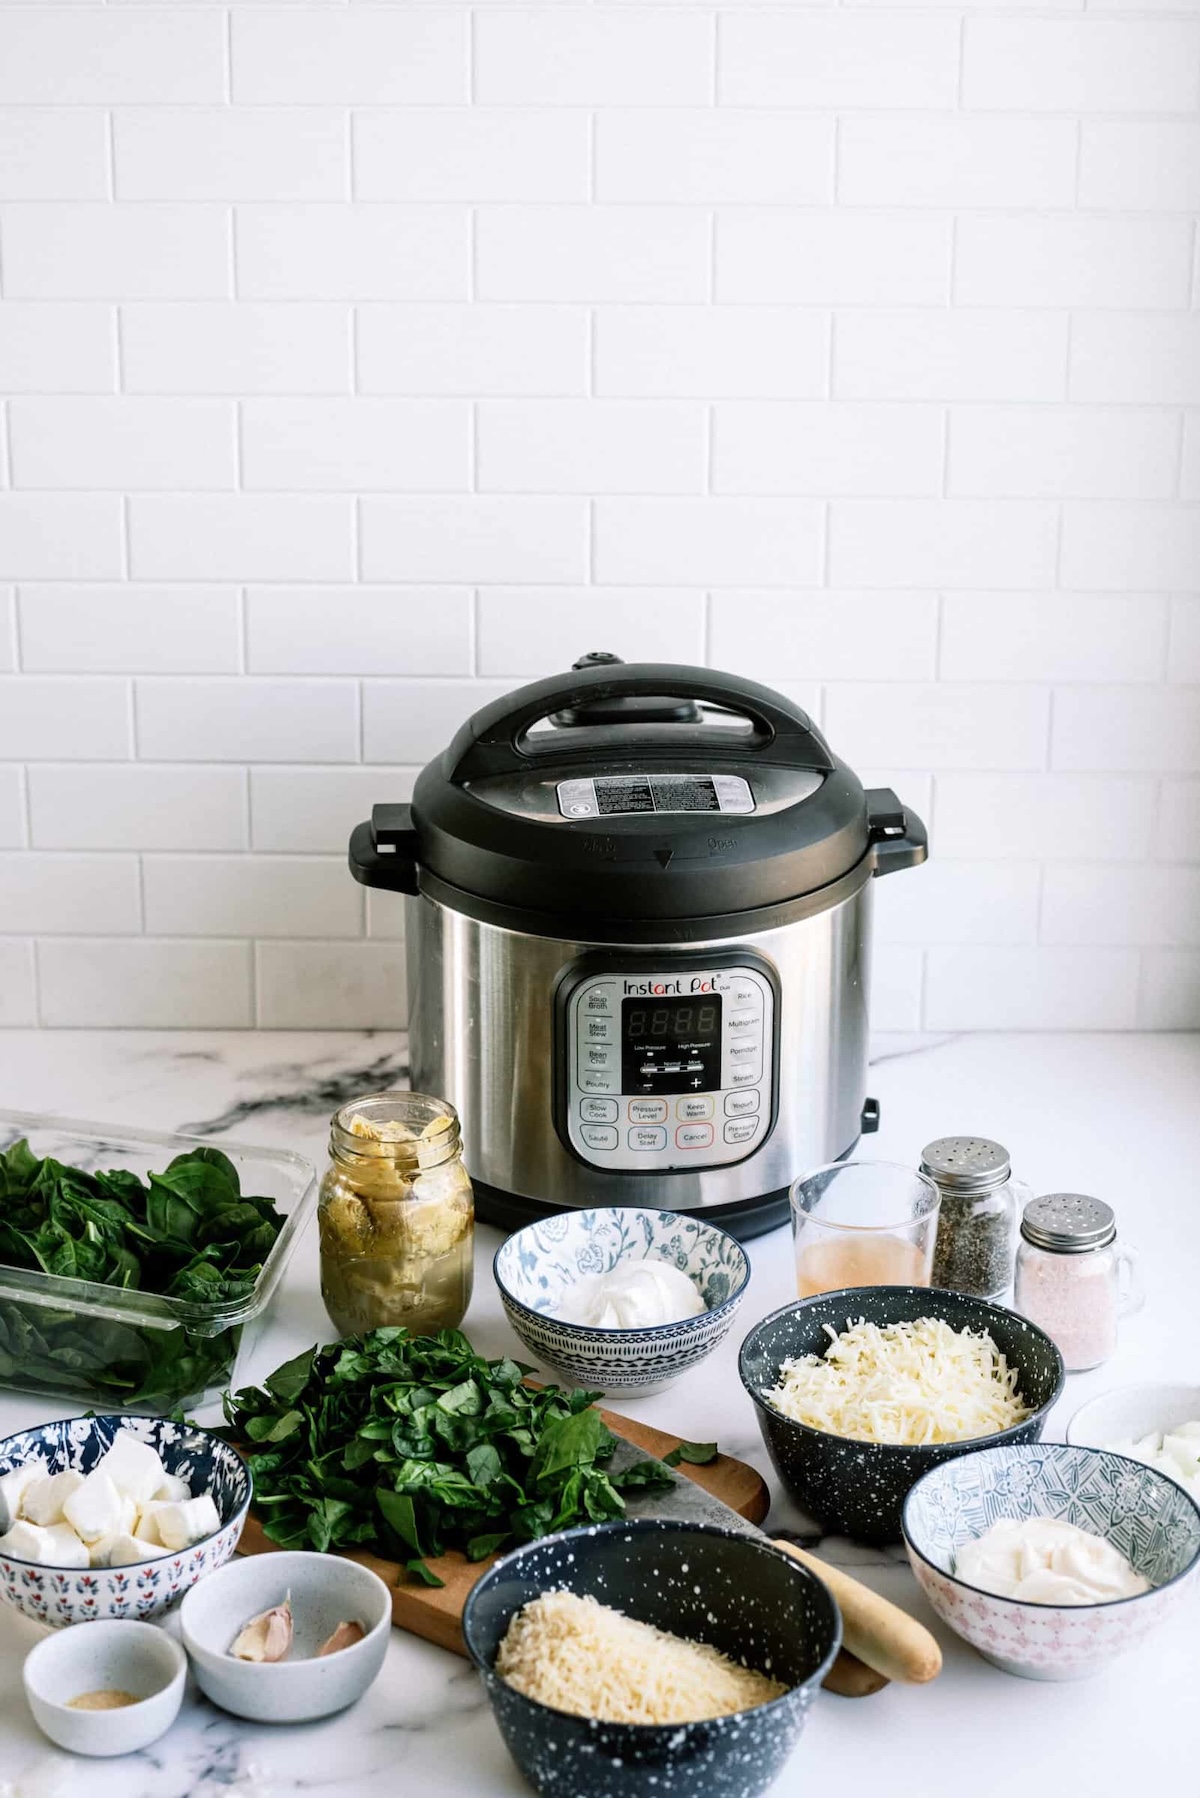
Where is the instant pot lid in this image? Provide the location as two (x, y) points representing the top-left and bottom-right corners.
(349, 660), (927, 932)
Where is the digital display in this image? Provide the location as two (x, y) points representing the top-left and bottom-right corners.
(621, 996), (723, 1095)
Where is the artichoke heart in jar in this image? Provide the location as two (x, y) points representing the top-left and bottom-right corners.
(318, 1092), (474, 1337)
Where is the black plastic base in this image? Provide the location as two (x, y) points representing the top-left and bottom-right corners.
(473, 1178), (791, 1242)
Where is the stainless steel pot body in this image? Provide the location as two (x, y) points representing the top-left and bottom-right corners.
(404, 878), (872, 1219)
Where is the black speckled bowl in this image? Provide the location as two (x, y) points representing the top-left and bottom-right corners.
(739, 1286), (1065, 1546)
(461, 1519), (841, 1798)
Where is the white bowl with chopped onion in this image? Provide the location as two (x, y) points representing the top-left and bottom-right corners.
(738, 1286), (1064, 1545)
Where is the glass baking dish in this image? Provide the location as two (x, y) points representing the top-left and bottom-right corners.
(0, 1110), (317, 1415)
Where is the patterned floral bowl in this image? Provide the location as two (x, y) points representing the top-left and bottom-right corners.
(493, 1208), (750, 1396)
(0, 1414), (251, 1628)
(903, 1442), (1200, 1681)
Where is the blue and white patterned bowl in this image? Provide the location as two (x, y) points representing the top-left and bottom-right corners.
(903, 1443), (1200, 1681)
(493, 1209), (750, 1396)
(0, 1414), (251, 1628)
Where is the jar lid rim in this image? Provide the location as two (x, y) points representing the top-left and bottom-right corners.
(1020, 1191), (1116, 1251)
(919, 1135), (1011, 1191)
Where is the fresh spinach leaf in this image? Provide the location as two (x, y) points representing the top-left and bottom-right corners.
(663, 1440), (719, 1467)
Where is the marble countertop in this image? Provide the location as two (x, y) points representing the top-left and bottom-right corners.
(0, 1028), (1196, 1798)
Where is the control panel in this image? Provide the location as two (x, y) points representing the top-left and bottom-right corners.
(561, 962), (776, 1171)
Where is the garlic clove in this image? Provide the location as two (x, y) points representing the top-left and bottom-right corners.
(317, 1620), (366, 1657)
(230, 1594), (294, 1662)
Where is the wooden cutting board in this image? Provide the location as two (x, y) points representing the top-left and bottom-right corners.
(236, 1406), (769, 1658)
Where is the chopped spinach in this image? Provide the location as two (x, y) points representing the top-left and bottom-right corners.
(664, 1440), (719, 1467)
(0, 1137), (285, 1409)
(226, 1328), (679, 1578)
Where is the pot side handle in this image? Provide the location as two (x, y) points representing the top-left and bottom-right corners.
(866, 788), (928, 878)
(348, 805), (420, 894)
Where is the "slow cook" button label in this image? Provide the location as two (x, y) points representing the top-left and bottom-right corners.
(579, 1097), (618, 1123)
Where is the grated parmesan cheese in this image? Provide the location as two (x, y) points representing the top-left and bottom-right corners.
(494, 1590), (787, 1725)
(767, 1315), (1033, 1446)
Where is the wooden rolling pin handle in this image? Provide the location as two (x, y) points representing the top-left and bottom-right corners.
(771, 1538), (942, 1686)
(821, 1650), (890, 1699)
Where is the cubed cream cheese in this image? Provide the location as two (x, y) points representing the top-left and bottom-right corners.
(0, 1519), (87, 1568)
(94, 1431), (165, 1505)
(155, 1494), (221, 1551)
(151, 1473), (191, 1505)
(0, 1461), (46, 1532)
(63, 1471), (128, 1546)
(22, 1470), (85, 1527)
(104, 1531), (171, 1567)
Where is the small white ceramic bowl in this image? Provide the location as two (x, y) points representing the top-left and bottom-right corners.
(493, 1207), (750, 1397)
(23, 1618), (186, 1756)
(180, 1550), (391, 1723)
(0, 1414), (252, 1628)
(1068, 1383), (1200, 1463)
(903, 1442), (1200, 1682)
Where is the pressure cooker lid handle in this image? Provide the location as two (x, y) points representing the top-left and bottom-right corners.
(446, 662), (836, 781)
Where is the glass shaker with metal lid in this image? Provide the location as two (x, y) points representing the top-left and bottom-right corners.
(1015, 1193), (1141, 1372)
(921, 1136), (1024, 1299)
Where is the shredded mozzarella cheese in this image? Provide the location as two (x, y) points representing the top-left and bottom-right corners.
(767, 1316), (1032, 1446)
(495, 1590), (787, 1725)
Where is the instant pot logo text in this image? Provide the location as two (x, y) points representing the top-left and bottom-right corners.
(622, 977), (715, 996)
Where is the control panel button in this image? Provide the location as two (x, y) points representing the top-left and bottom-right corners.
(580, 1124), (618, 1151)
(628, 1098), (667, 1124)
(580, 1097), (619, 1124)
(675, 1123), (714, 1150)
(581, 1070), (619, 1094)
(724, 1089), (760, 1118)
(628, 1125), (668, 1151)
(728, 1010), (762, 1033)
(676, 1095), (714, 1121)
(579, 1016), (616, 1044)
(582, 984), (617, 1015)
(582, 1045), (616, 1070)
(728, 1036), (759, 1060)
(723, 1118), (758, 1146)
(728, 1064), (761, 1088)
(729, 983), (760, 1007)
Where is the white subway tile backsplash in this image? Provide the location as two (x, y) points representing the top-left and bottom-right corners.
(0, 110), (106, 201)
(235, 207), (467, 301)
(37, 938), (253, 1028)
(941, 594), (1169, 685)
(868, 944), (924, 1034)
(1042, 864), (1200, 947)
(246, 588), (472, 676)
(839, 117), (1077, 211)
(1168, 599), (1200, 684)
(594, 499), (823, 587)
(366, 891), (404, 943)
(360, 498), (587, 583)
(933, 774), (1156, 862)
(477, 590), (705, 676)
(713, 402), (943, 497)
(232, 9), (466, 105)
(0, 11), (225, 105)
(475, 208), (709, 303)
(828, 500), (1059, 590)
(1155, 782), (1200, 861)
(834, 311), (1068, 403)
(354, 111), (588, 204)
(250, 767), (414, 855)
(0, 770), (25, 850)
(0, 496), (123, 579)
(1139, 951), (1200, 1030)
(0, 304), (116, 394)
(0, 853), (140, 935)
(947, 407), (1179, 500)
(962, 17), (1200, 113)
(718, 212), (950, 305)
(825, 683), (1049, 772)
(720, 13), (959, 110)
(925, 947), (1140, 1031)
(143, 855), (362, 939)
(711, 592), (938, 684)
(356, 305), (587, 397)
(128, 496), (354, 582)
(256, 940), (403, 1030)
(362, 680), (513, 763)
(1052, 687), (1200, 773)
(121, 304), (351, 396)
(0, 941), (36, 1027)
(29, 765), (247, 851)
(0, 593), (14, 674)
(477, 400), (705, 495)
(2, 205), (230, 300)
(595, 112), (833, 206)
(473, 10), (713, 107)
(240, 399), (468, 492)
(1060, 504), (1200, 592)
(9, 398), (236, 490)
(113, 109), (346, 204)
(1069, 314), (1200, 404)
(19, 588), (241, 674)
(1079, 123), (1200, 213)
(595, 308), (829, 400)
(954, 217), (1194, 310)
(136, 678), (359, 764)
(875, 860), (1040, 946)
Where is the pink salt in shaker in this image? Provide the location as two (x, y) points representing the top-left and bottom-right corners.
(1014, 1193), (1142, 1372)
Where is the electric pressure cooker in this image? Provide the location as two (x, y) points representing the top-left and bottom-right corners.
(349, 658), (927, 1238)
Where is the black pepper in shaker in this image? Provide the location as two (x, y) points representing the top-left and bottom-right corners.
(920, 1136), (1021, 1299)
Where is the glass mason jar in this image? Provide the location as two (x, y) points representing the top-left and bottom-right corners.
(921, 1136), (1025, 1300)
(1014, 1193), (1142, 1372)
(318, 1091), (474, 1339)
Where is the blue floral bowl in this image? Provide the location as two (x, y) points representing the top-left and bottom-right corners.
(903, 1443), (1200, 1681)
(0, 1414), (251, 1628)
(493, 1209), (750, 1396)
